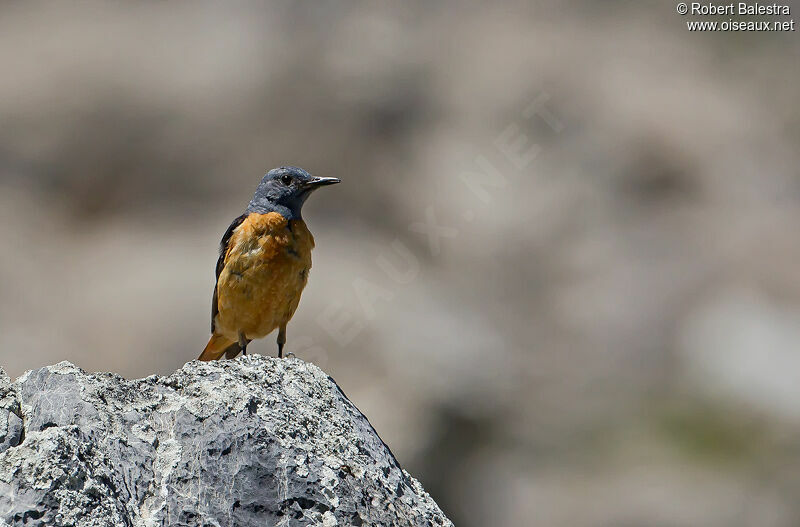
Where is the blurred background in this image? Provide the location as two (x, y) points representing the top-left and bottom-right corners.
(2, 1), (800, 525)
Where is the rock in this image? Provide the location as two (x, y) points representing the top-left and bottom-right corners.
(0, 368), (23, 453)
(0, 356), (453, 527)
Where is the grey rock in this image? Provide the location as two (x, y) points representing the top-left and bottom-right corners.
(0, 368), (23, 453)
(0, 357), (453, 527)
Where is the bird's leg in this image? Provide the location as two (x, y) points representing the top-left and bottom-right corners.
(277, 325), (287, 358)
(238, 332), (248, 356)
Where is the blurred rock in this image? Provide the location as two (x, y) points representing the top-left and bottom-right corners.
(679, 286), (800, 422)
(0, 357), (452, 527)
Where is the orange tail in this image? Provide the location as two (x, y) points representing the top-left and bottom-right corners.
(198, 334), (236, 361)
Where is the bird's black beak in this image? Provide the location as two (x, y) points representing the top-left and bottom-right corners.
(306, 176), (341, 188)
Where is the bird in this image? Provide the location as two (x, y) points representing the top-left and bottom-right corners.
(198, 166), (340, 361)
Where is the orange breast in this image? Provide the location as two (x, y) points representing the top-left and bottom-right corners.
(214, 212), (314, 341)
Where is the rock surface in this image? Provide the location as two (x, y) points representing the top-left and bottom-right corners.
(0, 357), (453, 527)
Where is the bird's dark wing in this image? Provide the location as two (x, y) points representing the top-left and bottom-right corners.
(211, 213), (248, 333)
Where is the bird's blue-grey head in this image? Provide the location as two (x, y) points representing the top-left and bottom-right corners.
(246, 166), (340, 220)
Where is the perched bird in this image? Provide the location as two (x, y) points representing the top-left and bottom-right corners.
(199, 166), (340, 361)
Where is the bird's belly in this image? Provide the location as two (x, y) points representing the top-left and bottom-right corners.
(215, 238), (310, 340)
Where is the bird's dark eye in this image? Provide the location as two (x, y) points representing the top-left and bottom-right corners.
(280, 175), (293, 186)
